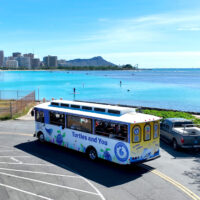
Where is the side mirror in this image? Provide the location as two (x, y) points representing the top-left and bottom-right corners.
(31, 110), (34, 117)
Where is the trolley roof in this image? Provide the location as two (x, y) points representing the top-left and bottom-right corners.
(34, 100), (161, 124)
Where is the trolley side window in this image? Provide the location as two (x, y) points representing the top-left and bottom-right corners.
(35, 110), (44, 123)
(49, 111), (65, 128)
(153, 122), (159, 139)
(132, 126), (141, 143)
(144, 124), (151, 141)
(67, 115), (92, 133)
(95, 120), (128, 142)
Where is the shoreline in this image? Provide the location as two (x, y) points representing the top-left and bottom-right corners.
(74, 100), (200, 115)
(0, 69), (141, 72)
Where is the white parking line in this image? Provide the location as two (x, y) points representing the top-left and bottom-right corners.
(81, 176), (106, 200)
(0, 132), (32, 137)
(0, 161), (53, 166)
(53, 162), (106, 200)
(0, 145), (14, 148)
(10, 157), (22, 164)
(0, 182), (53, 200)
(0, 156), (30, 157)
(0, 167), (81, 178)
(0, 171), (100, 196)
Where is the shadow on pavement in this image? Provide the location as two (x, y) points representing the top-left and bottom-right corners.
(15, 140), (149, 187)
(160, 140), (200, 191)
(183, 159), (200, 192)
(160, 140), (200, 159)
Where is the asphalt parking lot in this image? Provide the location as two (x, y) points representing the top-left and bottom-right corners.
(0, 134), (105, 200)
(0, 119), (200, 200)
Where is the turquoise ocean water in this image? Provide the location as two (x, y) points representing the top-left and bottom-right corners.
(0, 69), (200, 112)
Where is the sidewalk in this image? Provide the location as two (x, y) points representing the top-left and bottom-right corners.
(16, 107), (34, 120)
(193, 114), (200, 119)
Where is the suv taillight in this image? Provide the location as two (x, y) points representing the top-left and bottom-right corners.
(181, 137), (184, 144)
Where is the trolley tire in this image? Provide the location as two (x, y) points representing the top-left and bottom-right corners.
(87, 147), (97, 161)
(38, 132), (45, 143)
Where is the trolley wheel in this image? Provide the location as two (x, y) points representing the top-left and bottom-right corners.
(38, 132), (45, 143)
(87, 147), (97, 161)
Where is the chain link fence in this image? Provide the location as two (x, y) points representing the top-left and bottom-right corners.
(0, 90), (35, 118)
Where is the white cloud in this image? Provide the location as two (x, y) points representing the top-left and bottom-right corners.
(124, 10), (200, 26)
(177, 27), (200, 31)
(83, 10), (200, 48)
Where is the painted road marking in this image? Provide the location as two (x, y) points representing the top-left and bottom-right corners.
(10, 157), (22, 164)
(0, 132), (32, 137)
(0, 182), (53, 200)
(0, 156), (30, 157)
(0, 161), (53, 166)
(0, 171), (99, 196)
(0, 145), (14, 148)
(141, 164), (200, 200)
(57, 162), (106, 200)
(81, 176), (106, 200)
(0, 167), (81, 178)
(0, 150), (19, 152)
(0, 167), (105, 200)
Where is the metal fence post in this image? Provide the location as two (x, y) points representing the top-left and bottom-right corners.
(10, 101), (12, 118)
(34, 91), (36, 101)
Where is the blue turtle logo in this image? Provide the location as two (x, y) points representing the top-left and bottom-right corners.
(45, 127), (53, 136)
(114, 142), (129, 162)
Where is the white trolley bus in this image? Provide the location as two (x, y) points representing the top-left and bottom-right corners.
(33, 100), (161, 165)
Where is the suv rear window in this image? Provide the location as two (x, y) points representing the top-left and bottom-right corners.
(174, 122), (193, 127)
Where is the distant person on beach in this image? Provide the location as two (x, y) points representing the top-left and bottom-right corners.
(120, 81), (122, 87)
(73, 88), (76, 94)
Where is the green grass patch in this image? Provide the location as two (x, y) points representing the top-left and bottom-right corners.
(141, 109), (200, 124)
(0, 114), (12, 121)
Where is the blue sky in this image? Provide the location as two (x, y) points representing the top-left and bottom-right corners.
(1, 0), (200, 68)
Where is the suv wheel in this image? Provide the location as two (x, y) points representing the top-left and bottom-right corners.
(173, 139), (178, 150)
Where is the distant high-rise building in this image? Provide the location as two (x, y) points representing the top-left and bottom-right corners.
(31, 58), (40, 69)
(6, 60), (18, 68)
(24, 53), (34, 59)
(0, 50), (4, 67)
(17, 57), (31, 69)
(43, 55), (57, 68)
(12, 52), (21, 57)
(24, 53), (35, 68)
(8, 56), (15, 61)
(3, 57), (8, 67)
(43, 56), (48, 66)
(49, 56), (57, 67)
